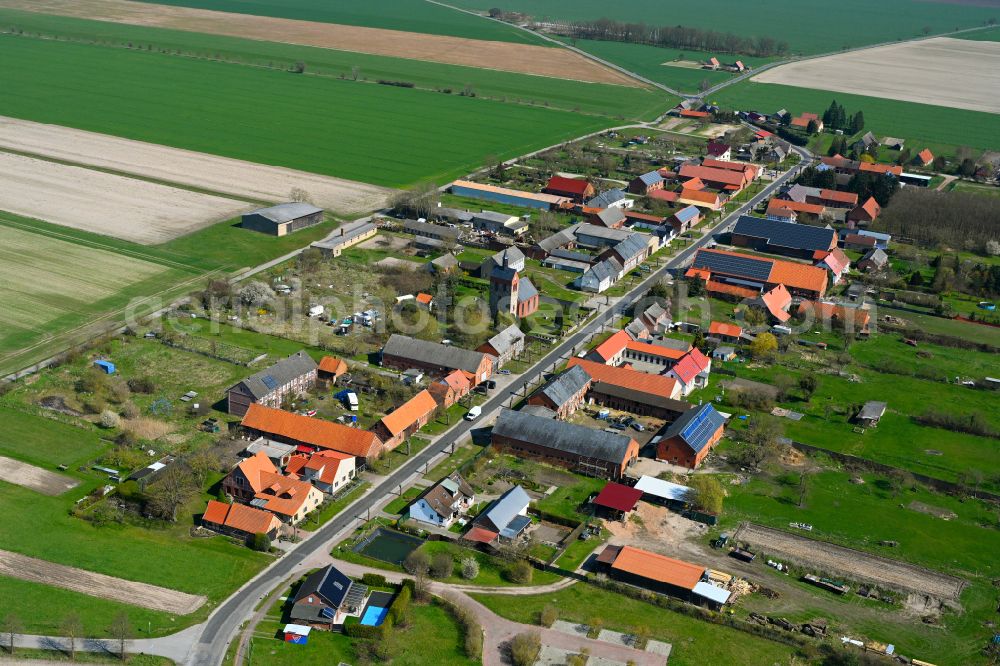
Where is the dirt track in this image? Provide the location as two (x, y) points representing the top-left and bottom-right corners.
(0, 550), (206, 614)
(0, 116), (393, 216)
(753, 37), (1000, 113)
(0, 150), (248, 244)
(733, 523), (966, 601)
(0, 455), (78, 495)
(2, 0), (640, 87)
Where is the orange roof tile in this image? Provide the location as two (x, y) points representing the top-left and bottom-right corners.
(682, 177), (705, 191)
(918, 148), (934, 165)
(855, 196), (881, 220)
(203, 500), (279, 535)
(702, 159), (760, 179)
(567, 358), (679, 399)
(760, 284), (792, 322)
(859, 162), (903, 176)
(203, 499), (231, 525)
(318, 356), (348, 376)
(610, 546), (705, 590)
(797, 301), (870, 328)
(232, 451), (280, 494)
(706, 280), (758, 299)
(709, 321), (743, 338)
(442, 369), (471, 392)
(378, 390), (438, 437)
(241, 404), (381, 459)
(680, 110), (711, 118)
(286, 449), (352, 485)
(679, 165), (747, 188)
(768, 258), (828, 295)
(767, 198), (825, 216)
(670, 348), (711, 384)
(626, 340), (686, 360)
(679, 189), (723, 206)
(592, 330), (630, 362)
(415, 293), (433, 305)
(818, 189), (859, 205)
(648, 190), (680, 203)
(253, 472), (318, 517)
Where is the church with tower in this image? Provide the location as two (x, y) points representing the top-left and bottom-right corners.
(488, 247), (539, 319)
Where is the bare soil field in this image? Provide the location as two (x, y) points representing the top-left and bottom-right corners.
(0, 150), (248, 244)
(3, 0), (639, 86)
(753, 37), (1000, 113)
(0, 549), (206, 614)
(733, 523), (966, 601)
(0, 455), (78, 495)
(0, 117), (393, 216)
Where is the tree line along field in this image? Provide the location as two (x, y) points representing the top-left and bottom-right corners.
(555, 37), (778, 93)
(452, 0), (1000, 55)
(0, 34), (610, 189)
(133, 0), (548, 45)
(0, 9), (667, 121)
(710, 80), (1000, 157)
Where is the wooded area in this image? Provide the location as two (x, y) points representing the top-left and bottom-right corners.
(560, 19), (789, 57)
(878, 188), (1000, 254)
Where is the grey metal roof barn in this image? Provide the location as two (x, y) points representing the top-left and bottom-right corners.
(477, 485), (531, 537)
(492, 408), (635, 465)
(232, 351), (317, 400)
(249, 202), (323, 223)
(587, 189), (629, 208)
(382, 334), (487, 375)
(534, 365), (591, 411)
(582, 257), (622, 284)
(857, 401), (887, 423)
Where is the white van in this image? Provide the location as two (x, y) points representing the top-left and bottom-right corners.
(464, 406), (482, 421)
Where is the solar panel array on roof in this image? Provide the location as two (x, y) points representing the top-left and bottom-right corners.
(667, 403), (727, 454)
(261, 375), (279, 391)
(691, 250), (772, 282)
(732, 216), (835, 252)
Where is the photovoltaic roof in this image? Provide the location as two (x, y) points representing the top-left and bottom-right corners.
(691, 249), (772, 282)
(731, 216), (835, 252)
(662, 403), (726, 454)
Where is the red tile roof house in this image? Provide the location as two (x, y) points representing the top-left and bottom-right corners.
(240, 403), (383, 463)
(544, 175), (595, 203)
(592, 482), (643, 521)
(706, 141), (731, 160)
(370, 389), (438, 452)
(587, 329), (631, 365)
(790, 112), (823, 132)
(815, 248), (851, 285)
(797, 300), (872, 336)
(917, 148), (934, 166)
(415, 292), (434, 310)
(316, 356), (348, 386)
(226, 350), (318, 416)
(704, 56), (721, 70)
(841, 233), (877, 251)
(708, 321), (743, 343)
(701, 158), (760, 182)
(754, 284), (794, 323)
(222, 451), (325, 525)
(202, 499), (282, 542)
(810, 188), (858, 209)
(678, 164), (748, 193)
(427, 369), (472, 409)
(687, 248), (829, 300)
(285, 449), (356, 495)
(665, 348), (712, 396)
(847, 196), (882, 226)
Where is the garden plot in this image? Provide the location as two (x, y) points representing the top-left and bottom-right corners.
(0, 549), (206, 614)
(733, 523), (966, 601)
(0, 117), (392, 215)
(0, 151), (247, 243)
(0, 455), (78, 495)
(753, 37), (1000, 114)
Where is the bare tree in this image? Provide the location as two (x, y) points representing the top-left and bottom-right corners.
(146, 466), (197, 522)
(110, 612), (130, 662)
(289, 187), (313, 204)
(2, 613), (22, 656)
(62, 612), (83, 661)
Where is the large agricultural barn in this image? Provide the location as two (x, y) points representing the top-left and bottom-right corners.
(241, 202), (324, 236)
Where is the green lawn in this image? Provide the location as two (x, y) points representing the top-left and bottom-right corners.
(0, 646), (171, 665)
(302, 481), (371, 528)
(947, 179), (1000, 198)
(0, 405), (108, 470)
(0, 33), (610, 188)
(710, 80), (1000, 156)
(0, 9), (666, 121)
(133, 0), (547, 45)
(471, 585), (798, 666)
(558, 38), (776, 93)
(957, 25), (1000, 41)
(533, 475), (604, 522)
(453, 0), (1000, 55)
(384, 486), (423, 515)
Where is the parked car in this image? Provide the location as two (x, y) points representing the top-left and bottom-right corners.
(465, 406), (482, 421)
(630, 422), (645, 432)
(499, 369), (511, 375)
(609, 423), (627, 431)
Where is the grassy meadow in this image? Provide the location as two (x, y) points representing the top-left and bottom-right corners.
(710, 80), (1000, 156)
(0, 33), (609, 188)
(453, 0), (1000, 54)
(0, 9), (666, 121)
(133, 0), (546, 45)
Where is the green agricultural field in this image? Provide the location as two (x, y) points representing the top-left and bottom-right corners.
(134, 0), (546, 45)
(453, 0), (1000, 55)
(948, 180), (1000, 198)
(957, 25), (1000, 41)
(710, 80), (1000, 156)
(0, 9), (666, 120)
(0, 34), (610, 189)
(557, 38), (776, 93)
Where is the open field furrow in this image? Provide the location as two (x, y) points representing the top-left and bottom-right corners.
(0, 0), (639, 86)
(752, 37), (1000, 114)
(733, 523), (966, 601)
(0, 455), (79, 495)
(0, 116), (394, 216)
(0, 151), (250, 244)
(0, 549), (207, 614)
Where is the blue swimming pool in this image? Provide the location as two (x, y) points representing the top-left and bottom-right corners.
(360, 605), (389, 626)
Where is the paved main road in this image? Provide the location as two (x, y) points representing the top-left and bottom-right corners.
(181, 142), (811, 666)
